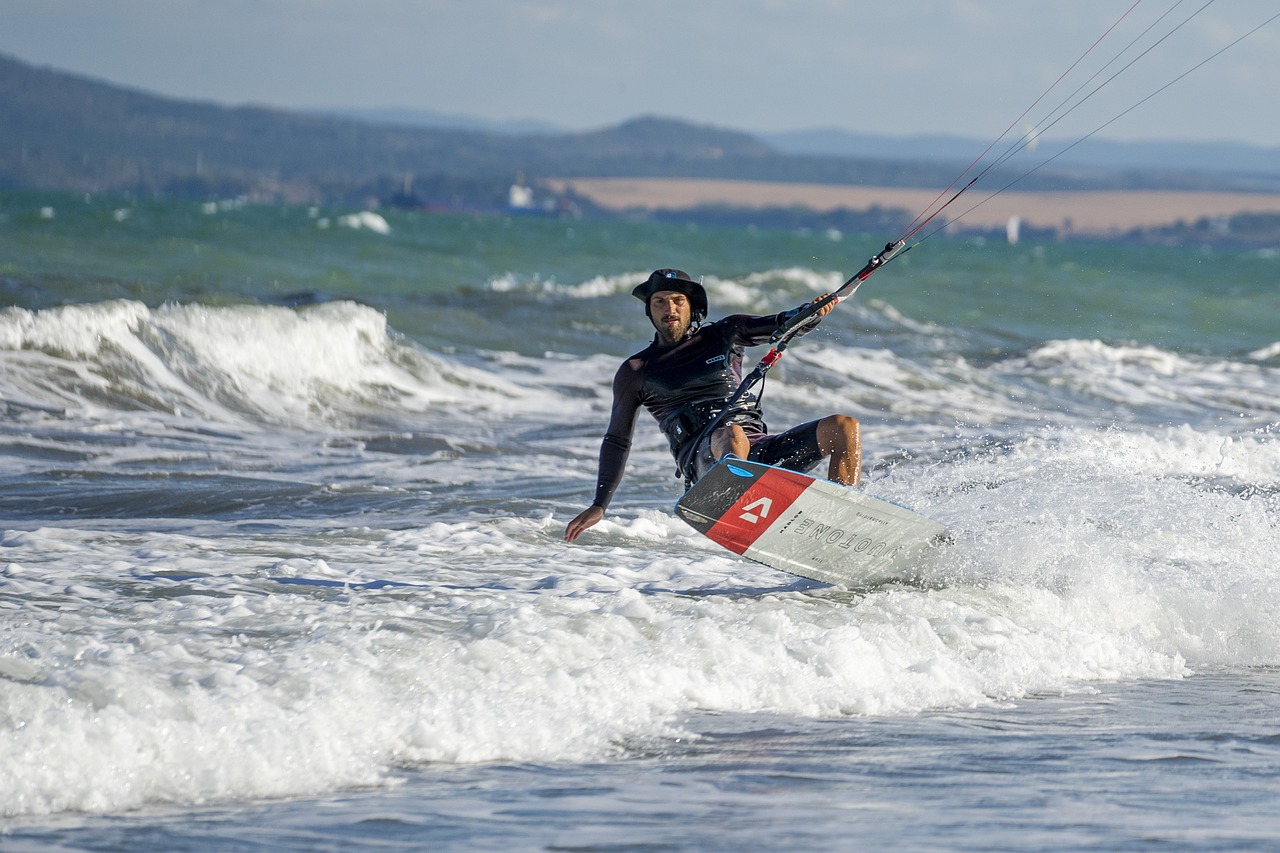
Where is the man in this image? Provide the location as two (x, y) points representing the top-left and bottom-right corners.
(564, 268), (861, 543)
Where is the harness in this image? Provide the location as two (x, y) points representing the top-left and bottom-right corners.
(664, 399), (764, 488)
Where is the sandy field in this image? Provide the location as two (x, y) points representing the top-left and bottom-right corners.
(547, 177), (1280, 236)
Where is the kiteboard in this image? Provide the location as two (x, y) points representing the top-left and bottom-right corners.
(675, 457), (950, 588)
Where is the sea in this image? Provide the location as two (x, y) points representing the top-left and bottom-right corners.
(0, 188), (1277, 852)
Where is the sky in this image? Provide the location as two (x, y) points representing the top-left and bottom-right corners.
(2, 0), (1278, 147)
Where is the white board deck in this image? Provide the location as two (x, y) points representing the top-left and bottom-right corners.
(675, 457), (950, 587)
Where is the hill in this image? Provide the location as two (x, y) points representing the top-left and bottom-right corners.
(316, 107), (1280, 186)
(0, 52), (929, 205)
(0, 53), (534, 205)
(760, 128), (1280, 184)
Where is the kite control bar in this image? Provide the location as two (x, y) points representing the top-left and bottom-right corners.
(769, 239), (907, 344)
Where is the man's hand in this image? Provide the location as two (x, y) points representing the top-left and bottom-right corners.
(813, 293), (839, 318)
(564, 505), (605, 542)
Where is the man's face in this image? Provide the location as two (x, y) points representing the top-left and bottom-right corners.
(648, 290), (692, 343)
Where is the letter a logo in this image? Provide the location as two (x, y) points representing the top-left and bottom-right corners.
(739, 497), (773, 525)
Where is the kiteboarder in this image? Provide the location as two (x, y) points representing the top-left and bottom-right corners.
(564, 268), (861, 542)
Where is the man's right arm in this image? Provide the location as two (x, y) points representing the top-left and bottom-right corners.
(565, 363), (642, 542)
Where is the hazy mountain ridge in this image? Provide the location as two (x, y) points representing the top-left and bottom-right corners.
(761, 127), (1280, 179)
(323, 105), (1280, 181)
(2, 52), (1278, 213)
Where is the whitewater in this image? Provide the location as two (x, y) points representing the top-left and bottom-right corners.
(1, 194), (1278, 850)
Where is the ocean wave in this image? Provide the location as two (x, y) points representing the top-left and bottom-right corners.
(491, 267), (851, 314)
(1011, 339), (1280, 425)
(1249, 341), (1280, 361)
(0, 300), (538, 428)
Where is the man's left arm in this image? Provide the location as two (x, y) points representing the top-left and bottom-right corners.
(736, 293), (839, 345)
(785, 292), (838, 336)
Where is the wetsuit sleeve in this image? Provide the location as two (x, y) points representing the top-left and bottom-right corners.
(590, 361), (644, 510)
(779, 303), (825, 339)
(730, 306), (823, 347)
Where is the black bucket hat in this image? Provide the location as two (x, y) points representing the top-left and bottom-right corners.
(631, 269), (708, 323)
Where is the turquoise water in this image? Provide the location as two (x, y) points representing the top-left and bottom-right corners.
(1, 188), (1278, 850)
(4, 190), (1275, 355)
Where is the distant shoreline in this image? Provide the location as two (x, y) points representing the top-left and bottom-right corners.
(547, 177), (1280, 235)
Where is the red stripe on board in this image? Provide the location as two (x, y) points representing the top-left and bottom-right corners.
(703, 466), (812, 555)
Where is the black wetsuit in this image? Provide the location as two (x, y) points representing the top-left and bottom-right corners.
(589, 311), (825, 509)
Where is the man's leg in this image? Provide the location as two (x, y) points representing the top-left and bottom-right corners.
(816, 414), (861, 487)
(710, 423), (750, 461)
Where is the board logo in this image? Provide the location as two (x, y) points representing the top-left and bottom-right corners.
(739, 497), (772, 524)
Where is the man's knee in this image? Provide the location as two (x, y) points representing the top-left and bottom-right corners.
(818, 414), (860, 451)
(712, 423), (750, 460)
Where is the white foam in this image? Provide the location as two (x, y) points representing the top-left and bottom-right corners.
(501, 267), (848, 312)
(1250, 341), (1280, 360)
(3, 413), (1278, 818)
(0, 300), (151, 357)
(2, 291), (1278, 818)
(335, 211), (391, 234)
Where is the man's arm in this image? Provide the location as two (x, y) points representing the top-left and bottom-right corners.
(734, 294), (838, 347)
(788, 292), (839, 331)
(565, 363), (642, 542)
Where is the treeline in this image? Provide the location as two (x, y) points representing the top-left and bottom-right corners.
(1137, 211), (1280, 247)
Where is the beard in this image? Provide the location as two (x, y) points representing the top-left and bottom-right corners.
(654, 314), (691, 344)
